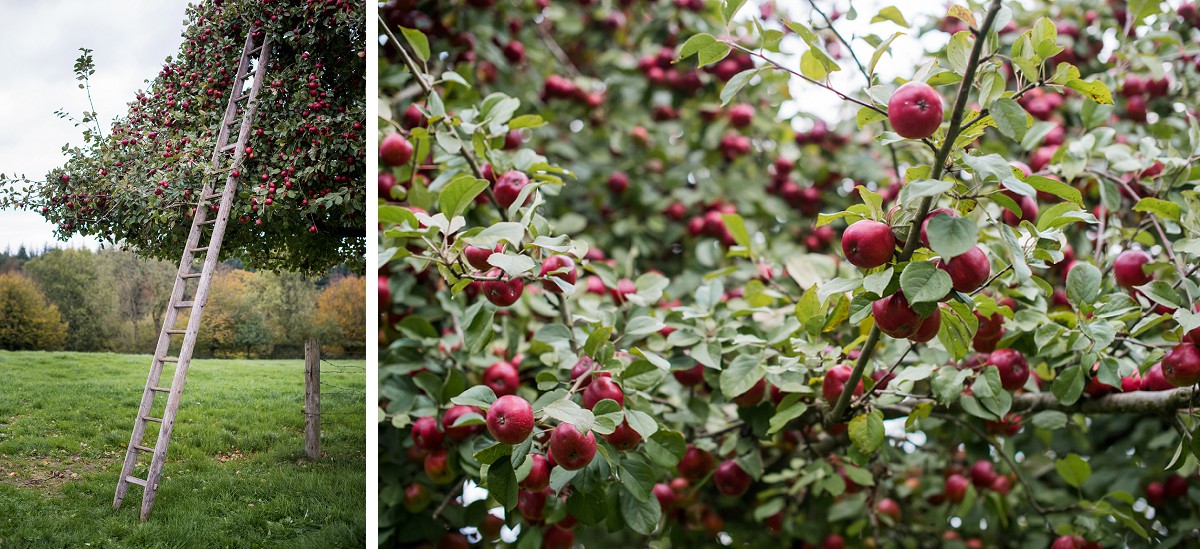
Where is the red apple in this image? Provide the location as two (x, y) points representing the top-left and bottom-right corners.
(823, 364), (863, 402)
(731, 378), (766, 407)
(876, 497), (901, 521)
(520, 454), (552, 491)
(570, 357), (597, 388)
(403, 483), (431, 512)
(1114, 249), (1153, 288)
(549, 423), (597, 470)
(677, 445), (714, 480)
(540, 255), (578, 293)
(482, 274), (525, 307)
(841, 220), (896, 269)
(464, 244), (501, 271)
(543, 526), (574, 549)
(888, 82), (944, 139)
(411, 416), (444, 450)
(872, 292), (924, 339)
(582, 375), (624, 409)
(673, 363), (706, 386)
(494, 170), (530, 209)
(380, 133), (413, 166)
(714, 459), (752, 496)
(936, 246), (991, 293)
(1002, 194), (1038, 226)
(728, 103), (754, 128)
(604, 419), (643, 450)
(483, 361), (520, 396)
(424, 448), (453, 483)
(442, 405), (483, 440)
(378, 275), (391, 312)
(1143, 363), (1175, 391)
(1162, 343), (1200, 387)
(944, 473), (969, 503)
(486, 394), (535, 444)
(653, 482), (676, 509)
(988, 349), (1030, 391)
(909, 307), (942, 343)
(518, 488), (548, 521)
(608, 171), (630, 193)
(969, 460), (997, 489)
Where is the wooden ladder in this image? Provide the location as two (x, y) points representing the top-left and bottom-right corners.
(113, 28), (272, 522)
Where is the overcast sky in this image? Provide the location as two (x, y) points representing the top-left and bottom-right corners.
(0, 1), (187, 253)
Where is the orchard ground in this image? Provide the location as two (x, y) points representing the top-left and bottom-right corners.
(0, 351), (365, 547)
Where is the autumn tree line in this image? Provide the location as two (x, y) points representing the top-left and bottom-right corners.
(0, 246), (364, 358)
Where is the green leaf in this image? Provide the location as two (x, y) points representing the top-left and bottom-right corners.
(1026, 175), (1083, 208)
(946, 31), (972, 76)
(720, 354), (764, 400)
(542, 399), (595, 432)
(901, 179), (954, 203)
(399, 27), (431, 62)
(487, 253), (538, 278)
(474, 442), (512, 466)
(1052, 365), (1086, 406)
(451, 385), (498, 408)
(867, 32), (905, 77)
(900, 261), (952, 304)
(848, 410), (886, 454)
(677, 33), (732, 67)
(619, 487), (662, 535)
(720, 213), (752, 250)
(1055, 453), (1092, 488)
(645, 430), (687, 468)
(1133, 197), (1182, 223)
(1136, 281), (1186, 310)
(584, 326), (613, 357)
(463, 300), (495, 355)
(722, 0), (749, 23)
(625, 409), (658, 439)
(926, 214), (979, 259)
(871, 6), (909, 26)
(857, 106), (888, 128)
(487, 458), (519, 511)
(799, 49), (828, 81)
(990, 98), (1029, 142)
(721, 69), (759, 106)
(465, 222), (526, 247)
(1066, 262), (1101, 309)
(768, 397), (808, 435)
(508, 114), (545, 130)
(439, 177), (489, 219)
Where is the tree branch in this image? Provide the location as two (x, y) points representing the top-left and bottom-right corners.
(829, 0), (1005, 424)
(880, 387), (1200, 418)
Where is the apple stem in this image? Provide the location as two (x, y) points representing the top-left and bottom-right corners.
(555, 293), (580, 355)
(829, 0), (1005, 425)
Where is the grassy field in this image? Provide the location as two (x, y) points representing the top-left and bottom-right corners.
(0, 351), (365, 548)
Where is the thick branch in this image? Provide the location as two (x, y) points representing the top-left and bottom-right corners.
(880, 387), (1200, 419)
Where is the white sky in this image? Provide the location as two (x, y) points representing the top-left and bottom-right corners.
(0, 1), (187, 253)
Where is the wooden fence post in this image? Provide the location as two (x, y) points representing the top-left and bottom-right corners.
(304, 339), (320, 459)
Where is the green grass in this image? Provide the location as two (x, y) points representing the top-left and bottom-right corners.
(0, 351), (365, 548)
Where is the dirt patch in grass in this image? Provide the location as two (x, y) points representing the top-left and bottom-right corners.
(0, 451), (104, 496)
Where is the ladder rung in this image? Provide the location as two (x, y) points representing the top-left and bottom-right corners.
(200, 194), (222, 201)
(199, 218), (218, 226)
(165, 329), (187, 335)
(149, 386), (170, 393)
(125, 476), (147, 487)
(220, 143), (238, 151)
(134, 445), (154, 453)
(157, 357), (179, 363)
(142, 416), (163, 424)
(175, 301), (195, 308)
(190, 246), (210, 253)
(180, 272), (203, 279)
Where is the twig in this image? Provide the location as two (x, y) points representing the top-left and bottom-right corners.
(432, 478), (465, 519)
(556, 293), (580, 355)
(725, 43), (886, 116)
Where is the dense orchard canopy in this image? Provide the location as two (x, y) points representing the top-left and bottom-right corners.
(381, 0), (1200, 547)
(1, 0), (365, 275)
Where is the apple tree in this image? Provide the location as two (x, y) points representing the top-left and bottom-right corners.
(0, 0), (366, 275)
(381, 0), (1200, 547)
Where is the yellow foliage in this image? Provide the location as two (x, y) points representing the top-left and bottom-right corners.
(0, 272), (68, 350)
